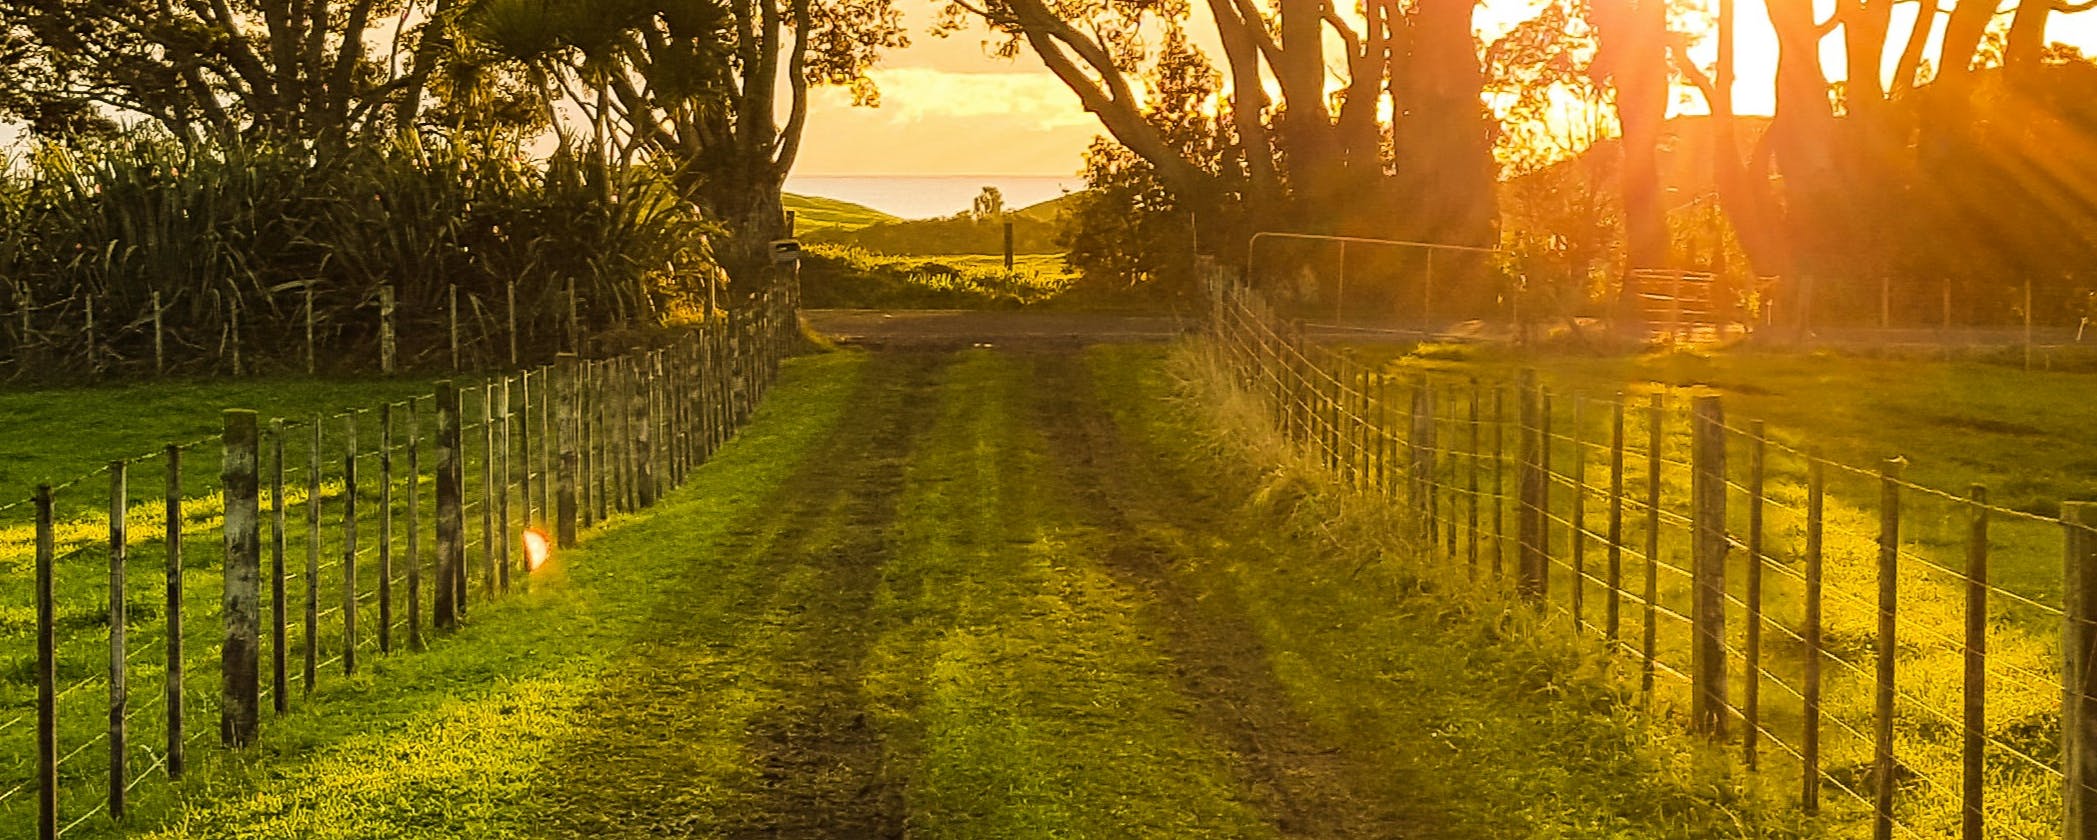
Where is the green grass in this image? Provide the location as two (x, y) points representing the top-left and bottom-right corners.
(1288, 339), (2086, 837)
(0, 367), (629, 837)
(52, 352), (870, 839)
(27, 342), (1832, 838)
(800, 244), (1074, 309)
(783, 193), (898, 233)
(0, 377), (443, 514)
(1096, 342), (1812, 838)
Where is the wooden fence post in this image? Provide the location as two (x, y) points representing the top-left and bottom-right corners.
(406, 400), (422, 651)
(35, 484), (54, 840)
(1517, 371), (1544, 601)
(1642, 394), (1663, 696)
(499, 377), (513, 593)
(539, 365), (555, 522)
(481, 383), (496, 597)
(1873, 458), (1903, 840)
(1571, 397), (1587, 629)
(1804, 454), (1825, 813)
(305, 420), (319, 693)
(1607, 398), (1625, 642)
(435, 382), (461, 630)
(1689, 394), (1727, 737)
(555, 356), (579, 548)
(1467, 382), (1481, 577)
(1745, 419), (1766, 768)
(268, 423), (285, 713)
(1492, 385), (1506, 578)
(107, 460), (127, 819)
(520, 372), (536, 526)
(163, 445), (183, 777)
(1964, 486), (1989, 840)
(342, 415), (357, 675)
(2062, 501), (2097, 839)
(379, 405), (394, 652)
(221, 409), (261, 747)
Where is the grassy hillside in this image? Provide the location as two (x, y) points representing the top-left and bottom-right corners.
(802, 192), (1079, 256)
(784, 193), (899, 234)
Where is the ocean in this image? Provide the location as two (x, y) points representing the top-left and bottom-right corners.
(783, 174), (1083, 220)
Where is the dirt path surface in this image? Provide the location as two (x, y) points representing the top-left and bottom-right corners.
(804, 308), (1185, 349)
(127, 342), (1802, 840)
(1027, 354), (1439, 839)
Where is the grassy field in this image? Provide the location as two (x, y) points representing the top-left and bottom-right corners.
(32, 344), (1823, 838)
(783, 193), (898, 233)
(1311, 339), (2094, 836)
(800, 245), (1075, 309)
(0, 372), (567, 836)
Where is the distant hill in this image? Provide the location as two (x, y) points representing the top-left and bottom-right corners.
(802, 192), (1082, 256)
(784, 193), (898, 234)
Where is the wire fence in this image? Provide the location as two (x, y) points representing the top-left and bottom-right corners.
(1202, 261), (2097, 840)
(0, 277), (799, 839)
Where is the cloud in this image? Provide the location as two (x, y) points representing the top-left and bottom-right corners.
(817, 67), (1099, 131)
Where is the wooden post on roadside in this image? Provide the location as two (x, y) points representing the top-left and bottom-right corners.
(1745, 419), (1766, 768)
(304, 421), (319, 692)
(434, 382), (461, 630)
(379, 406), (394, 652)
(163, 445), (184, 776)
(106, 460), (127, 819)
(1607, 398), (1625, 641)
(1642, 394), (1663, 696)
(1467, 382), (1481, 578)
(481, 384), (496, 597)
(1004, 220), (1015, 272)
(499, 378), (513, 593)
(406, 400), (422, 650)
(267, 424), (285, 712)
(555, 356), (579, 548)
(520, 372), (536, 526)
(341, 415), (358, 675)
(1964, 486), (1989, 840)
(639, 356), (657, 506)
(1492, 386), (1506, 578)
(2062, 502), (2097, 840)
(1804, 454), (1825, 813)
(1517, 370), (1544, 601)
(1873, 459), (1903, 840)
(34, 484), (54, 840)
(220, 410), (261, 747)
(1571, 397), (1587, 629)
(1689, 394), (1727, 737)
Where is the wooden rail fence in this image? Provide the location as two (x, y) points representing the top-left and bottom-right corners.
(1204, 264), (2097, 840)
(0, 282), (797, 838)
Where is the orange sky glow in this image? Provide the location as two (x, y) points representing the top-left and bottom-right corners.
(791, 0), (2097, 178)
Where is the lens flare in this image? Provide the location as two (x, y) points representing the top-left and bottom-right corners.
(522, 529), (551, 571)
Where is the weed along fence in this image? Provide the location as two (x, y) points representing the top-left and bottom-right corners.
(0, 285), (796, 839)
(1202, 264), (2097, 840)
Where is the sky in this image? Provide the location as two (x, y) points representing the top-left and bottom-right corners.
(792, 0), (2097, 178)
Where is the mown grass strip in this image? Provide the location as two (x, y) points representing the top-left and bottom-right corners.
(45, 353), (869, 840)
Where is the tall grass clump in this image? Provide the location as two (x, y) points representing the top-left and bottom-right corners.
(0, 131), (720, 379)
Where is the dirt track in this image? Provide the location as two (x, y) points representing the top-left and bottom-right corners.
(803, 309), (1186, 349)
